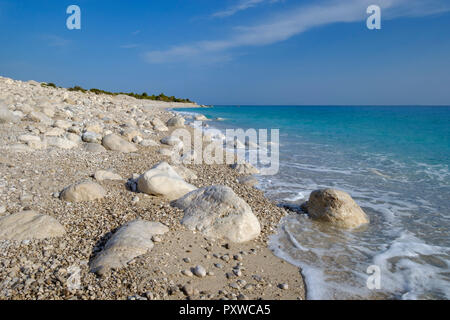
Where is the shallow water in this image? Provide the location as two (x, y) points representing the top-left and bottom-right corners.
(174, 105), (450, 300)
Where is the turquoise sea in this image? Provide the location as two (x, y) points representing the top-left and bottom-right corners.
(175, 106), (450, 300)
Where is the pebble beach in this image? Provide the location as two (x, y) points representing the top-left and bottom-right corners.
(0, 76), (306, 300)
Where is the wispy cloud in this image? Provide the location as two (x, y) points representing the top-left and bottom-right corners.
(145, 0), (450, 64)
(212, 0), (269, 18)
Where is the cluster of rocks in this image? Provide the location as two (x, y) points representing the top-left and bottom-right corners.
(0, 75), (368, 301)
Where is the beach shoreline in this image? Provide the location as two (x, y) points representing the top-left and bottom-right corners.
(0, 76), (305, 300)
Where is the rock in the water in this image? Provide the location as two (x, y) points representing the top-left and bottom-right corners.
(230, 162), (260, 175)
(0, 210), (65, 240)
(90, 220), (169, 274)
(102, 134), (138, 153)
(194, 114), (208, 121)
(94, 170), (123, 182)
(166, 116), (185, 127)
(137, 162), (197, 201)
(172, 185), (261, 243)
(303, 189), (369, 228)
(60, 181), (107, 202)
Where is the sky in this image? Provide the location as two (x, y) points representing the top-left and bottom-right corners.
(0, 0), (449, 105)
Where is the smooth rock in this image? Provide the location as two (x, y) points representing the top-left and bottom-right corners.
(158, 148), (173, 157)
(94, 170), (123, 182)
(193, 265), (207, 278)
(303, 188), (369, 228)
(90, 220), (169, 274)
(194, 114), (208, 121)
(82, 131), (102, 143)
(84, 143), (107, 153)
(237, 176), (258, 187)
(0, 211), (65, 240)
(46, 137), (78, 149)
(60, 181), (107, 202)
(230, 162), (260, 175)
(137, 162), (197, 201)
(140, 139), (159, 147)
(102, 134), (138, 153)
(172, 185), (261, 243)
(166, 116), (185, 127)
(160, 135), (182, 147)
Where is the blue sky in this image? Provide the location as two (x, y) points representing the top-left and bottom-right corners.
(0, 0), (449, 105)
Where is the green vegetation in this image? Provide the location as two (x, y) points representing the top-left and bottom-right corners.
(41, 82), (193, 103)
(41, 82), (192, 103)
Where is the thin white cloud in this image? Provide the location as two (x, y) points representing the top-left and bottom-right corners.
(212, 0), (266, 18)
(145, 0), (450, 63)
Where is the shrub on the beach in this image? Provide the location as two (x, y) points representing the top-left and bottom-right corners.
(45, 82), (193, 103)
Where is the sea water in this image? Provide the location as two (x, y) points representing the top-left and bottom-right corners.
(174, 105), (450, 300)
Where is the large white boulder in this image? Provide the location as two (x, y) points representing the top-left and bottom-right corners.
(0, 211), (65, 240)
(172, 185), (261, 243)
(137, 162), (197, 201)
(166, 116), (185, 127)
(102, 134), (138, 153)
(90, 220), (169, 275)
(60, 181), (107, 202)
(302, 189), (369, 229)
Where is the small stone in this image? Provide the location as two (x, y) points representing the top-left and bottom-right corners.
(229, 283), (239, 289)
(181, 269), (193, 277)
(151, 235), (161, 242)
(233, 254), (243, 261)
(279, 283), (289, 290)
(233, 269), (242, 277)
(183, 257), (191, 263)
(131, 196), (140, 204)
(214, 263), (223, 269)
(145, 292), (154, 300)
(0, 205), (6, 215)
(221, 255), (230, 262)
(193, 265), (207, 278)
(182, 284), (194, 296)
